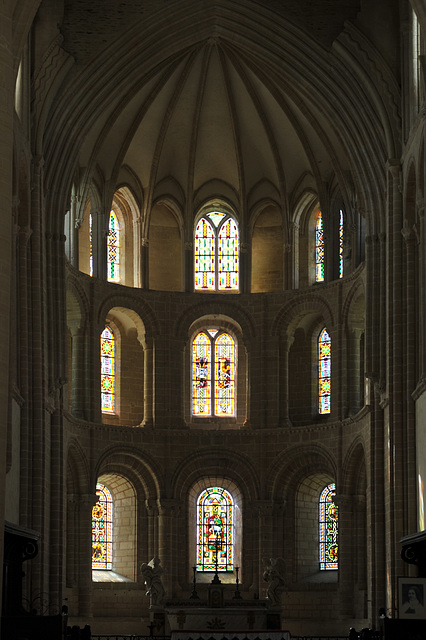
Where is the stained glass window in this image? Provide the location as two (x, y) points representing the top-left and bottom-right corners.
(92, 483), (113, 570)
(192, 330), (235, 417)
(318, 328), (331, 414)
(218, 218), (239, 290)
(194, 212), (239, 291)
(197, 487), (234, 572)
(319, 483), (338, 570)
(101, 326), (115, 413)
(107, 210), (120, 282)
(214, 333), (235, 416)
(89, 213), (93, 277)
(315, 210), (325, 282)
(339, 209), (344, 278)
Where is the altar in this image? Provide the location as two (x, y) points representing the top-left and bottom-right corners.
(171, 632), (291, 640)
(165, 599), (281, 632)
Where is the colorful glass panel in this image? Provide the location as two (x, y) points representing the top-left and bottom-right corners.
(192, 332), (211, 416)
(206, 211), (226, 227)
(339, 209), (344, 278)
(107, 211), (120, 282)
(315, 210), (325, 282)
(318, 328), (331, 414)
(89, 213), (93, 277)
(319, 483), (338, 570)
(197, 487), (234, 572)
(195, 218), (215, 290)
(218, 218), (239, 290)
(92, 483), (113, 570)
(101, 326), (115, 413)
(214, 333), (235, 416)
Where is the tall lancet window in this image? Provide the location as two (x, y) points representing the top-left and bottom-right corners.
(319, 483), (338, 570)
(192, 330), (236, 417)
(318, 328), (331, 414)
(101, 326), (115, 413)
(197, 487), (234, 572)
(194, 212), (239, 291)
(339, 210), (344, 278)
(107, 210), (120, 282)
(315, 210), (325, 282)
(92, 483), (113, 570)
(89, 213), (93, 277)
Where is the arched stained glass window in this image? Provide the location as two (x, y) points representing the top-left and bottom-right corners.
(194, 212), (239, 291)
(107, 210), (120, 282)
(101, 326), (115, 413)
(197, 487), (234, 572)
(192, 330), (235, 417)
(92, 483), (113, 570)
(89, 213), (93, 277)
(319, 483), (338, 570)
(318, 328), (331, 414)
(315, 210), (325, 282)
(192, 332), (211, 416)
(195, 218), (216, 290)
(339, 209), (344, 278)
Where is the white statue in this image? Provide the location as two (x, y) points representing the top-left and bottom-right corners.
(141, 557), (165, 606)
(263, 557), (285, 607)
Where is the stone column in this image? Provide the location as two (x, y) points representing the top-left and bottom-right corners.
(240, 241), (249, 293)
(184, 241), (193, 292)
(402, 225), (418, 531)
(257, 501), (274, 598)
(133, 216), (143, 288)
(336, 494), (354, 617)
(143, 337), (154, 427)
(0, 9), (15, 612)
(141, 237), (149, 289)
(93, 209), (108, 281)
(70, 325), (87, 419)
(157, 498), (180, 597)
(279, 335), (293, 426)
(290, 221), (299, 289)
(87, 320), (102, 424)
(77, 493), (97, 617)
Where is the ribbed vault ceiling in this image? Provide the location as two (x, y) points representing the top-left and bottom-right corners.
(43, 0), (399, 230)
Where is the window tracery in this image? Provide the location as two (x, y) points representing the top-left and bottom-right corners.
(194, 212), (239, 291)
(192, 330), (236, 417)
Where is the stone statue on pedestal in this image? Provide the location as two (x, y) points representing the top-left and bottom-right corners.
(141, 557), (165, 606)
(262, 557), (285, 607)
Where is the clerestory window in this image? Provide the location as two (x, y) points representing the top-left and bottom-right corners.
(318, 328), (331, 414)
(194, 212), (239, 291)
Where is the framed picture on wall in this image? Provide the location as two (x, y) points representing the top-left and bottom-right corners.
(398, 578), (426, 619)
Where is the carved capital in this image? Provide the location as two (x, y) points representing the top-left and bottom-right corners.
(157, 498), (180, 517)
